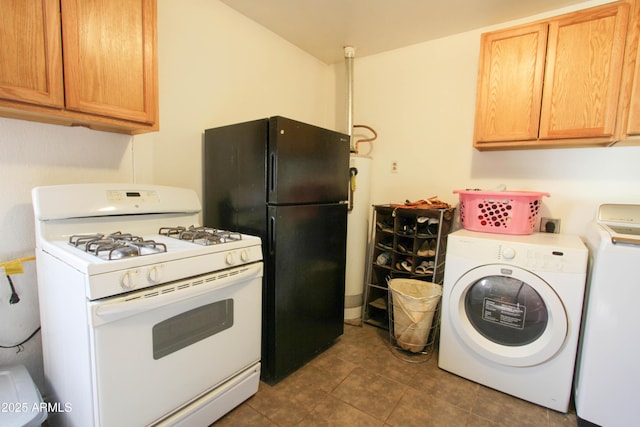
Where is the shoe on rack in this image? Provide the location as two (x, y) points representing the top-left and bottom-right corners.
(416, 221), (429, 237)
(377, 238), (393, 251)
(376, 219), (394, 232)
(415, 260), (435, 275)
(400, 257), (413, 272)
(427, 218), (440, 234)
(397, 242), (410, 253)
(417, 239), (436, 257)
(428, 239), (437, 256)
(417, 240), (429, 256)
(376, 252), (392, 266)
(397, 223), (415, 236)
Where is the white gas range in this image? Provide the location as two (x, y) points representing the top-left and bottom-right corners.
(32, 184), (263, 426)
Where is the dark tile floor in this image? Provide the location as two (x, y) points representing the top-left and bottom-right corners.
(214, 324), (578, 426)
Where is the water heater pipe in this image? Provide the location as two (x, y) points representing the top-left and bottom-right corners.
(343, 46), (373, 323)
(344, 46), (355, 146)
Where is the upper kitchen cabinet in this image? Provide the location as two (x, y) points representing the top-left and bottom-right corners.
(474, 1), (631, 150)
(0, 0), (158, 134)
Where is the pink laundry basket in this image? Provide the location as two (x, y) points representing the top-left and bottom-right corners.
(454, 190), (550, 235)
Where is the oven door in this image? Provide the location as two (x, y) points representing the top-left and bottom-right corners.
(89, 262), (262, 426)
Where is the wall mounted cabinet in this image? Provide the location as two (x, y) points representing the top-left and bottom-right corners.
(0, 0), (158, 134)
(474, 1), (632, 150)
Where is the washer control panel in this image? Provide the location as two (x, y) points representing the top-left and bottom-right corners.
(448, 229), (587, 274)
(524, 248), (565, 271)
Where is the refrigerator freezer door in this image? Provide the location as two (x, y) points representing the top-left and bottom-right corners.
(203, 119), (268, 237)
(263, 202), (347, 383)
(268, 116), (350, 205)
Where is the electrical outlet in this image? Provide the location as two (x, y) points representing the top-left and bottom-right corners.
(391, 161), (398, 174)
(540, 218), (561, 233)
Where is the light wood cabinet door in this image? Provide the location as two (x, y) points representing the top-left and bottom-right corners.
(540, 2), (629, 140)
(61, 0), (157, 124)
(627, 47), (640, 134)
(474, 23), (548, 143)
(0, 0), (63, 107)
(626, 1), (640, 135)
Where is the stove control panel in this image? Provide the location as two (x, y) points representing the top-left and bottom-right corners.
(89, 242), (263, 299)
(107, 190), (160, 205)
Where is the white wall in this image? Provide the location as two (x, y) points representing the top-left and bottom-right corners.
(0, 120), (132, 387)
(348, 0), (640, 236)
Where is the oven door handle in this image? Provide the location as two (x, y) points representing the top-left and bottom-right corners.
(91, 262), (263, 326)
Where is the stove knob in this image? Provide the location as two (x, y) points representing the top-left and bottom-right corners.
(121, 270), (137, 290)
(148, 266), (162, 284)
(240, 250), (250, 262)
(225, 252), (236, 265)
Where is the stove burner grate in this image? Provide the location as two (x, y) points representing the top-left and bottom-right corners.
(159, 226), (242, 245)
(69, 232), (167, 260)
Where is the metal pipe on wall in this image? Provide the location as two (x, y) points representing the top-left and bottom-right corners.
(344, 46), (355, 143)
(343, 45), (372, 322)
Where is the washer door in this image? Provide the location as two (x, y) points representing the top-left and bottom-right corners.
(449, 264), (567, 367)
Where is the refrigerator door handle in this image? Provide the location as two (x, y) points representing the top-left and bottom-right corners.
(269, 153), (277, 196)
(269, 215), (276, 255)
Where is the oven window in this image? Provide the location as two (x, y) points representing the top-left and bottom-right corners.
(464, 276), (548, 346)
(152, 299), (234, 359)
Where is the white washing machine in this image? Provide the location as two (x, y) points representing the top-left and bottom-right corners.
(438, 229), (588, 412)
(574, 204), (640, 427)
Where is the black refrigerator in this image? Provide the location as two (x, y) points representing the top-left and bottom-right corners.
(203, 116), (350, 384)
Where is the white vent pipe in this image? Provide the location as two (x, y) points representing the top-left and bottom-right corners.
(344, 46), (355, 147)
(343, 45), (372, 323)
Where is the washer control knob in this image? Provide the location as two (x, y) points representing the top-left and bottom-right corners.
(502, 247), (516, 260)
(121, 270), (137, 289)
(225, 252), (236, 265)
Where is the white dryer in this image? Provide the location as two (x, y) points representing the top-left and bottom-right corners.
(438, 229), (587, 412)
(574, 204), (640, 427)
